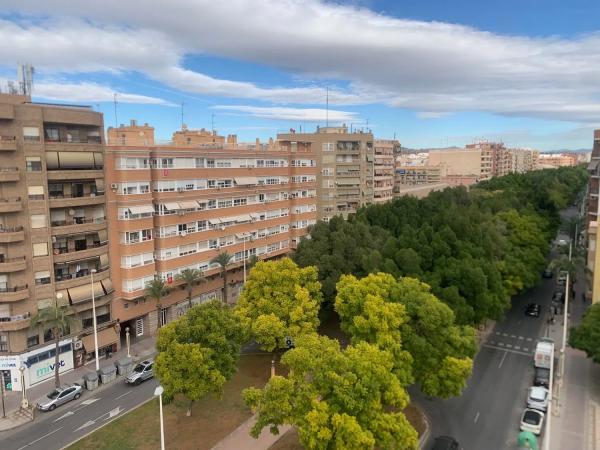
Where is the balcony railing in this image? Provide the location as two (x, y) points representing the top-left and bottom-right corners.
(0, 226), (23, 233)
(0, 167), (19, 182)
(52, 241), (105, 255)
(0, 136), (17, 151)
(0, 284), (28, 294)
(51, 217), (106, 227)
(54, 265), (108, 282)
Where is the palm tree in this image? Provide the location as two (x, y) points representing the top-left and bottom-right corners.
(247, 254), (259, 272)
(146, 277), (169, 329)
(176, 268), (205, 309)
(30, 302), (77, 388)
(211, 251), (233, 304)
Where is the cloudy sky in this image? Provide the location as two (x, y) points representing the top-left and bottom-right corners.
(1, 0), (599, 149)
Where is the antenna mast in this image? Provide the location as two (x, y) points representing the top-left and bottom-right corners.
(17, 63), (34, 96)
(211, 113), (215, 133)
(326, 86), (329, 128)
(181, 102), (185, 130)
(113, 93), (118, 128)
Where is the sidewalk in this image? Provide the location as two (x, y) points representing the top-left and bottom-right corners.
(0, 335), (156, 431)
(211, 414), (291, 450)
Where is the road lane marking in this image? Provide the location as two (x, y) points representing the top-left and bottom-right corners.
(514, 346), (520, 350)
(474, 412), (480, 423)
(116, 391), (132, 400)
(483, 344), (532, 356)
(506, 344), (513, 348)
(526, 338), (533, 341)
(53, 411), (74, 422)
(523, 347), (529, 351)
(498, 351), (508, 368)
(107, 406), (125, 420)
(502, 333), (508, 337)
(498, 342), (504, 346)
(510, 335), (516, 338)
(18, 427), (64, 449)
(73, 397), (101, 412)
(518, 336), (524, 340)
(75, 420), (96, 432)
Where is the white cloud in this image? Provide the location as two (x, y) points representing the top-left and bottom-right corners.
(1, 1), (600, 122)
(416, 111), (451, 119)
(212, 105), (358, 122)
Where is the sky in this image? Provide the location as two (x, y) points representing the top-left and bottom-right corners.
(1, 0), (599, 150)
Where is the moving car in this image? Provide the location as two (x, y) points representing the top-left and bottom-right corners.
(525, 303), (540, 317)
(125, 359), (154, 385)
(430, 435), (461, 450)
(37, 383), (82, 411)
(520, 408), (545, 435)
(527, 386), (549, 411)
(534, 367), (550, 388)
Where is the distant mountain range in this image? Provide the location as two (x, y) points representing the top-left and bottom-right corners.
(401, 146), (591, 154)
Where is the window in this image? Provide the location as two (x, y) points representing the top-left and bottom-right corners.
(27, 334), (39, 348)
(33, 242), (48, 257)
(28, 185), (44, 200)
(0, 335), (7, 352)
(44, 127), (60, 142)
(34, 271), (51, 285)
(23, 126), (40, 142)
(26, 156), (42, 172)
(322, 142), (334, 152)
(31, 214), (47, 229)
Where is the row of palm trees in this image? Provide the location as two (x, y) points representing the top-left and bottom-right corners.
(30, 250), (254, 388)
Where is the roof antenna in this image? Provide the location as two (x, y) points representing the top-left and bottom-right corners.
(181, 102), (185, 130)
(113, 93), (118, 128)
(326, 86), (329, 128)
(211, 113), (215, 133)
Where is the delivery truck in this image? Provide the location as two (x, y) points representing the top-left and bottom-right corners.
(534, 338), (554, 369)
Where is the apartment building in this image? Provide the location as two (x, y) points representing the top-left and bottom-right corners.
(428, 147), (482, 179)
(277, 126), (375, 221)
(394, 164), (441, 186)
(105, 122), (317, 336)
(373, 140), (397, 203)
(538, 153), (578, 169)
(586, 130), (600, 303)
(512, 148), (539, 173)
(0, 94), (116, 391)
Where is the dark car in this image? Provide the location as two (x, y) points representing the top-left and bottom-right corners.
(552, 291), (565, 304)
(542, 268), (553, 278)
(534, 367), (550, 388)
(525, 303), (540, 317)
(431, 436), (460, 450)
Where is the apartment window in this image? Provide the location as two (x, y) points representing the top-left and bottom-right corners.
(31, 214), (47, 229)
(0, 335), (7, 352)
(28, 185), (44, 200)
(197, 220), (207, 231)
(34, 271), (51, 285)
(233, 198), (247, 207)
(23, 126), (40, 142)
(160, 308), (168, 327)
(322, 143), (334, 152)
(33, 242), (49, 257)
(26, 156), (42, 172)
(44, 127), (60, 142)
(27, 334), (40, 348)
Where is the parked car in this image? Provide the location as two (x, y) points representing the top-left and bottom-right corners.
(534, 367), (550, 388)
(557, 239), (568, 247)
(557, 271), (568, 285)
(542, 268), (553, 278)
(525, 303), (540, 317)
(125, 359), (154, 385)
(430, 435), (461, 450)
(520, 408), (545, 435)
(527, 386), (549, 411)
(552, 291), (565, 304)
(37, 383), (83, 411)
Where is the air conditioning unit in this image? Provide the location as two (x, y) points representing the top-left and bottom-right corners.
(180, 231), (187, 237)
(110, 183), (118, 190)
(74, 340), (83, 350)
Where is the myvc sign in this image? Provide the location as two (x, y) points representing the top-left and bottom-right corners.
(35, 360), (66, 379)
(28, 353), (74, 386)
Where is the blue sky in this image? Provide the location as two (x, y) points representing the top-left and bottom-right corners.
(1, 0), (599, 150)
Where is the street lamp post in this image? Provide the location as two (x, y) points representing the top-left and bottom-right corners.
(19, 365), (28, 409)
(0, 374), (6, 418)
(125, 326), (131, 358)
(242, 234), (253, 285)
(90, 269), (100, 371)
(154, 385), (165, 450)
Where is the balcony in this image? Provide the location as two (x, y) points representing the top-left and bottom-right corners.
(0, 136), (17, 151)
(0, 256), (26, 272)
(0, 313), (31, 331)
(51, 217), (106, 236)
(0, 198), (22, 213)
(0, 168), (19, 183)
(54, 265), (109, 290)
(0, 226), (24, 243)
(52, 242), (108, 264)
(0, 285), (28, 302)
(49, 193), (105, 209)
(47, 169), (103, 180)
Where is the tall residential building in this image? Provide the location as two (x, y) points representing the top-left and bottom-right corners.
(586, 130), (600, 303)
(428, 147), (482, 179)
(105, 123), (317, 336)
(512, 148), (539, 173)
(538, 153), (578, 169)
(0, 94), (116, 391)
(277, 126), (375, 221)
(373, 140), (397, 203)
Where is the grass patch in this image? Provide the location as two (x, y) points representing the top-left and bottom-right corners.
(69, 354), (273, 450)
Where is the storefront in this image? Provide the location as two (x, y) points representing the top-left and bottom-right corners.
(80, 326), (119, 362)
(0, 355), (20, 391)
(22, 339), (74, 389)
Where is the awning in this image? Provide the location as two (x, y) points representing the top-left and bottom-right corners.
(101, 278), (114, 294)
(163, 202), (180, 211)
(178, 200), (199, 210)
(222, 214), (252, 223)
(128, 205), (154, 215)
(235, 233), (252, 239)
(99, 253), (109, 268)
(97, 229), (108, 243)
(58, 152), (94, 168)
(81, 326), (119, 353)
(208, 218), (221, 225)
(68, 282), (105, 304)
(234, 177), (259, 186)
(46, 152), (59, 170)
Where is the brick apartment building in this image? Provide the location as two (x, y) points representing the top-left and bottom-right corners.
(586, 130), (600, 303)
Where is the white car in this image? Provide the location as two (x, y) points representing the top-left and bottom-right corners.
(527, 386), (549, 411)
(520, 408), (545, 435)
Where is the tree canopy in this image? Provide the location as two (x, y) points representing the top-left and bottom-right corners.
(243, 334), (418, 450)
(569, 303), (600, 363)
(235, 257), (323, 352)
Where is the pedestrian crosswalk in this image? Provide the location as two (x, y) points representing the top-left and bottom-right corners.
(484, 331), (536, 354)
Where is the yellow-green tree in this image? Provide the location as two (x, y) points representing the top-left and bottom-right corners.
(335, 272), (476, 398)
(235, 257), (323, 352)
(244, 334), (418, 450)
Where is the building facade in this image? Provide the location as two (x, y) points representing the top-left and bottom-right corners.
(0, 94), (116, 390)
(277, 126), (375, 221)
(586, 130), (600, 303)
(373, 140), (397, 203)
(105, 123), (317, 337)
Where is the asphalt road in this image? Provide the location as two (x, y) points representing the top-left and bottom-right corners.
(3, 377), (159, 450)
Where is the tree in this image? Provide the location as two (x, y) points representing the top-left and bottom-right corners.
(155, 300), (245, 416)
(335, 273), (476, 398)
(211, 251), (233, 304)
(243, 334), (418, 450)
(146, 277), (168, 329)
(30, 302), (77, 388)
(569, 303), (600, 363)
(235, 257), (323, 352)
(176, 268), (205, 309)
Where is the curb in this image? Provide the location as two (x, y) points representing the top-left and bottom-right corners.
(418, 411), (431, 449)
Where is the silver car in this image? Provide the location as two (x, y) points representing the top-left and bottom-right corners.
(527, 386), (549, 411)
(37, 383), (83, 411)
(125, 359), (154, 385)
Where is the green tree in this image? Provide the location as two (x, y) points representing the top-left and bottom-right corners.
(243, 334), (418, 450)
(155, 300), (245, 416)
(211, 251), (233, 303)
(569, 303), (600, 363)
(235, 258), (322, 352)
(335, 273), (476, 398)
(146, 277), (168, 328)
(30, 301), (77, 388)
(175, 268), (205, 309)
